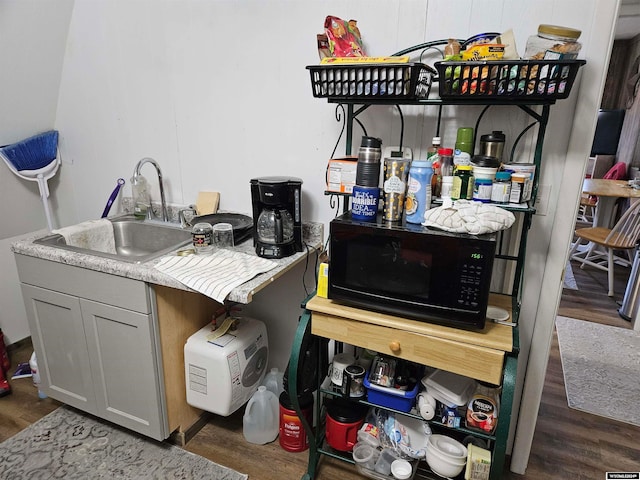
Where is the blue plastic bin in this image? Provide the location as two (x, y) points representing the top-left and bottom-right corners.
(363, 371), (419, 412)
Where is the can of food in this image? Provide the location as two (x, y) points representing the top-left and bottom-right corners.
(382, 158), (410, 221)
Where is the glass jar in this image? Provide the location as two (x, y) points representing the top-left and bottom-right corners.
(192, 222), (213, 254)
(524, 24), (582, 60)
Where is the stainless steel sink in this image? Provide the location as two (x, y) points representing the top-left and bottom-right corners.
(34, 215), (192, 263)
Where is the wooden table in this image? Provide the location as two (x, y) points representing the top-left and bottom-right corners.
(582, 179), (640, 228)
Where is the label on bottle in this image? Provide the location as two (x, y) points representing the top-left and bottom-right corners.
(453, 149), (472, 168)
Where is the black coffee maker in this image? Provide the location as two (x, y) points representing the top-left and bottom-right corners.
(250, 176), (303, 259)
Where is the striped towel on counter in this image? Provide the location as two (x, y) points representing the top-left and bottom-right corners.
(155, 250), (278, 303)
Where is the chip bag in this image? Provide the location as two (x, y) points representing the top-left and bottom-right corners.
(324, 15), (366, 57)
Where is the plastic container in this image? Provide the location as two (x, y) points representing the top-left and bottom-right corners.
(509, 173), (529, 204)
(473, 178), (493, 203)
(524, 24), (582, 60)
(466, 381), (500, 435)
(243, 386), (279, 444)
(363, 371), (419, 412)
(352, 442), (380, 471)
(491, 171), (512, 204)
(472, 155), (500, 181)
(440, 176), (454, 200)
(325, 398), (368, 452)
(451, 165), (474, 200)
(422, 369), (477, 407)
(374, 447), (400, 476)
(504, 163), (536, 201)
(405, 160), (433, 224)
(29, 352), (47, 399)
(438, 148), (454, 177)
(279, 390), (313, 452)
(262, 367), (285, 398)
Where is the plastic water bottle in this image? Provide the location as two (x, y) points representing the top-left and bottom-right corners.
(262, 367), (284, 398)
(243, 386), (279, 444)
(405, 160), (434, 224)
(29, 352), (47, 399)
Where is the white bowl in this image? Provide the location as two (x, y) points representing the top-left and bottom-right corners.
(428, 434), (468, 461)
(391, 459), (412, 480)
(426, 446), (466, 478)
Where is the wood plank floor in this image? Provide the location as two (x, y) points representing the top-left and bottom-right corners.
(1, 259), (638, 479)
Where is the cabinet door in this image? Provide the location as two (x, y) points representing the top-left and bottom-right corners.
(81, 299), (168, 440)
(21, 284), (97, 413)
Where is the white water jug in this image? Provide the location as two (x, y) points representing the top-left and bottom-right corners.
(261, 367), (284, 398)
(243, 386), (278, 444)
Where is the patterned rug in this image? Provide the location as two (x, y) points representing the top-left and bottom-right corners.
(556, 316), (640, 426)
(0, 405), (248, 479)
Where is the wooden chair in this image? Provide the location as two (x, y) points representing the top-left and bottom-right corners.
(569, 199), (640, 297)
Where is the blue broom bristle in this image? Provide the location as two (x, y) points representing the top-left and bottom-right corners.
(0, 130), (59, 171)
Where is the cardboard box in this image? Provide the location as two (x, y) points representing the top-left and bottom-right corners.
(327, 156), (358, 194)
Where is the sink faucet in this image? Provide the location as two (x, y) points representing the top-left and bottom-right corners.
(133, 157), (169, 222)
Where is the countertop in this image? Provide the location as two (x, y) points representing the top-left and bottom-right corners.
(11, 216), (324, 304)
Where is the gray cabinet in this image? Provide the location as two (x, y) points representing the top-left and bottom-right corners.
(16, 254), (169, 441)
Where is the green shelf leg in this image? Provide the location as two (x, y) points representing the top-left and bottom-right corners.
(288, 308), (320, 480)
(490, 353), (518, 479)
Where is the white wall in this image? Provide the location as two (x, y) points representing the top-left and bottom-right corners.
(0, 0), (74, 343)
(0, 0), (617, 473)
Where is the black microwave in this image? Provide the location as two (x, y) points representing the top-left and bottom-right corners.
(328, 212), (496, 330)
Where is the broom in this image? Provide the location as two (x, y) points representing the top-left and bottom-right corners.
(0, 130), (60, 231)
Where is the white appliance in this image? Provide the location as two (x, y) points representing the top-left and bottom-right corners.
(185, 317), (268, 416)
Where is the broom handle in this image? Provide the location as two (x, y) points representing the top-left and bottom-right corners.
(37, 174), (54, 231)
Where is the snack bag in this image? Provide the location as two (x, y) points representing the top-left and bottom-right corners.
(324, 15), (366, 57)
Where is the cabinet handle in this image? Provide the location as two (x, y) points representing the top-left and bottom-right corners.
(389, 341), (401, 353)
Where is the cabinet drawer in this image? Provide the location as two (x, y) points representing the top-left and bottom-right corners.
(15, 254), (150, 313)
(311, 312), (505, 385)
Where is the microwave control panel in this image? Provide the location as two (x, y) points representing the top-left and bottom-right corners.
(457, 260), (486, 308)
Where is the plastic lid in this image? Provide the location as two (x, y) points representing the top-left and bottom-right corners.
(456, 165), (472, 171)
(360, 136), (382, 148)
(471, 155), (501, 168)
(412, 160), (433, 168)
(438, 148), (454, 155)
(475, 178), (493, 184)
(480, 130), (505, 143)
(495, 171), (512, 180)
(538, 24), (581, 40)
(279, 390), (313, 410)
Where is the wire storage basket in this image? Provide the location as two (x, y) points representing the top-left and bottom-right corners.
(307, 62), (436, 101)
(435, 59), (586, 100)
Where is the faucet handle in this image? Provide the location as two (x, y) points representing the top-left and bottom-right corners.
(179, 205), (197, 228)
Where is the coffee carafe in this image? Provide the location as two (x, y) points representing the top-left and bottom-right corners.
(250, 177), (303, 259)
